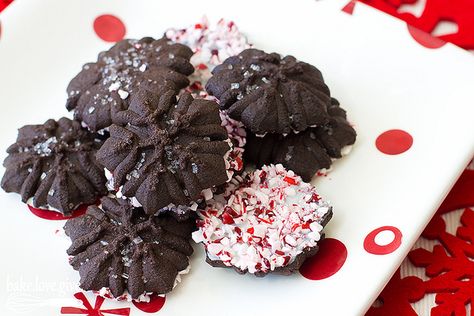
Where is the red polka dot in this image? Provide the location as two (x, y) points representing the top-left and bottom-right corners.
(376, 129), (413, 155)
(299, 238), (348, 280)
(364, 226), (402, 255)
(132, 294), (166, 313)
(341, 0), (356, 15)
(27, 204), (88, 220)
(407, 25), (446, 49)
(93, 14), (126, 42)
(0, 0), (13, 13)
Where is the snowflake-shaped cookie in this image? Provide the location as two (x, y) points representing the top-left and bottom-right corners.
(1, 117), (107, 215)
(245, 98), (356, 182)
(206, 48), (332, 135)
(64, 197), (195, 299)
(66, 37), (194, 132)
(96, 91), (231, 216)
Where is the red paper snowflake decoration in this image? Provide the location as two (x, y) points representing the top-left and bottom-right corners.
(408, 208), (474, 316)
(438, 169), (474, 215)
(365, 269), (425, 316)
(360, 0), (474, 49)
(367, 207), (474, 315)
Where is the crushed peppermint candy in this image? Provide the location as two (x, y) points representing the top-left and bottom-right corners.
(220, 111), (245, 176)
(167, 16), (250, 97)
(167, 18), (249, 176)
(193, 164), (332, 274)
(166, 17), (251, 74)
(106, 167), (207, 218)
(117, 89), (129, 100)
(95, 264), (191, 302)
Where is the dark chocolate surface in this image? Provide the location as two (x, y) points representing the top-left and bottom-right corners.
(64, 197), (195, 299)
(1, 117), (107, 215)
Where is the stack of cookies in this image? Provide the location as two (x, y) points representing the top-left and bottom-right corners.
(206, 48), (357, 182)
(1, 19), (356, 302)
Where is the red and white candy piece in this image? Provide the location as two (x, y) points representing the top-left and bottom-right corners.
(193, 164), (331, 274)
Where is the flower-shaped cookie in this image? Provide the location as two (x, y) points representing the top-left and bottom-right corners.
(66, 37), (194, 132)
(96, 91), (231, 216)
(245, 98), (356, 182)
(206, 48), (332, 134)
(64, 197), (194, 299)
(1, 117), (107, 215)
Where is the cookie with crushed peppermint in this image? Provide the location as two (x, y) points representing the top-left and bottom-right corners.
(96, 91), (231, 218)
(219, 110), (245, 176)
(66, 37), (194, 132)
(166, 17), (251, 88)
(244, 98), (356, 182)
(183, 92), (245, 178)
(206, 48), (332, 135)
(1, 117), (107, 215)
(167, 18), (250, 175)
(64, 197), (195, 300)
(193, 164), (333, 276)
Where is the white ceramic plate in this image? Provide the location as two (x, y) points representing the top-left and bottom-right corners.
(1, 0), (474, 315)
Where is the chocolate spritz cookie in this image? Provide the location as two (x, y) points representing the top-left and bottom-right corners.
(193, 164), (332, 276)
(245, 98), (356, 182)
(64, 197), (194, 300)
(66, 37), (194, 132)
(206, 48), (332, 135)
(96, 91), (231, 219)
(1, 117), (107, 215)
